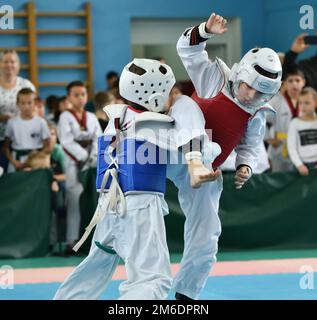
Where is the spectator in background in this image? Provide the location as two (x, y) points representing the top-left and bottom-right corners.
(283, 33), (317, 90)
(107, 87), (125, 104)
(152, 56), (167, 64)
(264, 52), (287, 151)
(3, 88), (50, 173)
(277, 52), (286, 95)
(58, 96), (72, 113)
(48, 122), (66, 183)
(55, 96), (72, 123)
(34, 96), (46, 118)
(24, 148), (65, 255)
(267, 66), (306, 172)
(105, 71), (119, 91)
(277, 52), (285, 65)
(57, 81), (102, 255)
(93, 91), (114, 131)
(24, 150), (51, 170)
(0, 49), (35, 173)
(287, 87), (317, 176)
(48, 122), (67, 254)
(45, 95), (59, 123)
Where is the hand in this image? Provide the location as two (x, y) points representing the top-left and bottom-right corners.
(297, 164), (309, 176)
(51, 180), (59, 192)
(77, 139), (92, 148)
(188, 159), (221, 188)
(12, 160), (24, 170)
(234, 166), (251, 189)
(205, 12), (228, 35)
(267, 138), (283, 148)
(0, 114), (12, 122)
(291, 33), (309, 53)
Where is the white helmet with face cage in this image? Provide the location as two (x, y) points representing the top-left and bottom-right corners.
(119, 58), (176, 112)
(229, 47), (282, 107)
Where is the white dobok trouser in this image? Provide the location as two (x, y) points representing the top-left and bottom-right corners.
(54, 193), (172, 300)
(167, 162), (223, 300)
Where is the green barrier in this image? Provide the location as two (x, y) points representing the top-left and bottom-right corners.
(78, 168), (317, 254)
(0, 169), (52, 258)
(1, 168), (317, 258)
(219, 170), (317, 251)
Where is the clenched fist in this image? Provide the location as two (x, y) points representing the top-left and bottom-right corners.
(234, 165), (251, 189)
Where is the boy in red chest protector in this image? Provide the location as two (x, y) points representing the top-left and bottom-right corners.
(167, 12), (282, 300)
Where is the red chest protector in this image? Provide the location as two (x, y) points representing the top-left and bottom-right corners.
(192, 91), (251, 168)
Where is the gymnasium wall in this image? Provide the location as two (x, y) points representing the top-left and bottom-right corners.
(3, 0), (315, 97)
(264, 0), (316, 58)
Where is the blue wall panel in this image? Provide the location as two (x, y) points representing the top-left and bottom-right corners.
(2, 0), (315, 98)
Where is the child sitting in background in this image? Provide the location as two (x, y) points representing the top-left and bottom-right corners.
(3, 88), (50, 172)
(25, 150), (50, 168)
(24, 150), (58, 191)
(25, 149), (65, 253)
(287, 87), (317, 176)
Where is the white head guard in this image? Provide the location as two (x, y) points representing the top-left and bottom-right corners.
(229, 48), (282, 107)
(119, 58), (176, 113)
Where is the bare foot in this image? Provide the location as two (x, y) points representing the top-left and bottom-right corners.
(188, 159), (221, 188)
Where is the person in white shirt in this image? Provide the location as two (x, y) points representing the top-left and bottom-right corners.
(57, 81), (102, 254)
(0, 49), (35, 172)
(3, 88), (50, 172)
(287, 87), (317, 175)
(267, 67), (306, 172)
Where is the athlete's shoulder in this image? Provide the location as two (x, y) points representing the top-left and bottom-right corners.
(172, 94), (199, 108)
(103, 104), (128, 119)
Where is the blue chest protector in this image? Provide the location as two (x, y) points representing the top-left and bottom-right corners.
(96, 135), (167, 195)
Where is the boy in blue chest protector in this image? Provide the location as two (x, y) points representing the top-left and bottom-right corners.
(54, 58), (220, 300)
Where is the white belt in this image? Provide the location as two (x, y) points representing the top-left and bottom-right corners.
(73, 165), (126, 252)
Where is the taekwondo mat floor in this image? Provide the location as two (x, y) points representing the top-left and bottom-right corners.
(1, 249), (317, 300)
